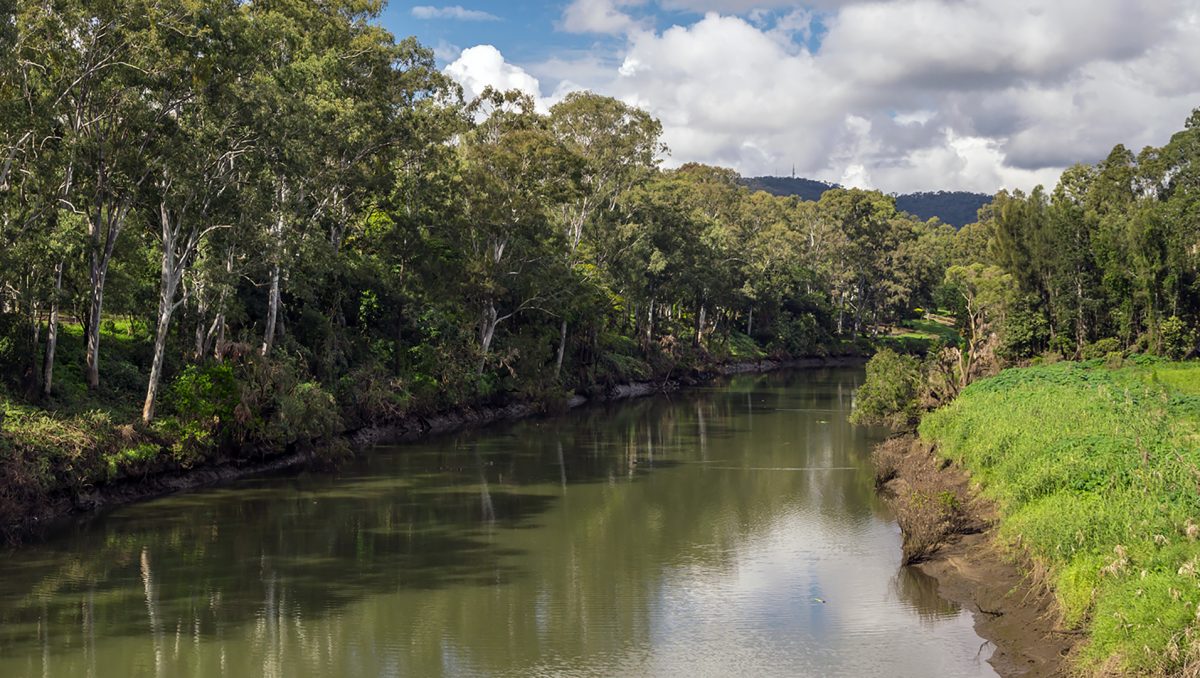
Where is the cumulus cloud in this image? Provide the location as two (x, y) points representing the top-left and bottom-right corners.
(443, 0), (1200, 193)
(411, 5), (500, 22)
(444, 46), (582, 113)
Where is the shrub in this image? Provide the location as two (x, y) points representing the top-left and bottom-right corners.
(850, 349), (923, 428)
(103, 359), (143, 393)
(336, 363), (410, 427)
(1048, 334), (1075, 358)
(167, 364), (239, 424)
(1081, 337), (1122, 361)
(1160, 316), (1196, 360)
(277, 382), (342, 449)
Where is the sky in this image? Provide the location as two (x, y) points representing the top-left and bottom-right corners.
(380, 1), (1200, 195)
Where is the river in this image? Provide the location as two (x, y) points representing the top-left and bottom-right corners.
(0, 368), (995, 677)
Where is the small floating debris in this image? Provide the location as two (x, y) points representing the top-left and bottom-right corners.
(812, 597), (827, 604)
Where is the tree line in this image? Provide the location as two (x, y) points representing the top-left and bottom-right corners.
(1, 0), (1196, 439)
(0, 0), (959, 430)
(951, 115), (1200, 363)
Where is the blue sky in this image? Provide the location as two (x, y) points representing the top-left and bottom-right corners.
(381, 3), (829, 69)
(372, 1), (1200, 194)
(381, 3), (578, 65)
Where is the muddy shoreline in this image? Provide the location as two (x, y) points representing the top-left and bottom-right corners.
(8, 356), (864, 546)
(874, 436), (1078, 677)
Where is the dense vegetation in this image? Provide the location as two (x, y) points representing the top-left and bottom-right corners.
(0, 0), (964, 529)
(849, 105), (1200, 675)
(923, 361), (1200, 676)
(743, 176), (993, 228)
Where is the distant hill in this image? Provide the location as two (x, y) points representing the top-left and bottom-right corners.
(741, 176), (993, 228)
(742, 176), (838, 202)
(894, 191), (993, 228)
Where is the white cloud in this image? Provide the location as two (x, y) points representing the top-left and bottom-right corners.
(559, 0), (649, 34)
(444, 45), (568, 113)
(445, 1), (1200, 193)
(411, 5), (500, 22)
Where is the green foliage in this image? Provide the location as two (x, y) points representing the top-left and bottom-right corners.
(167, 364), (239, 423)
(849, 349), (923, 428)
(277, 382), (343, 449)
(1160, 316), (1197, 360)
(1080, 337), (1122, 361)
(921, 361), (1200, 674)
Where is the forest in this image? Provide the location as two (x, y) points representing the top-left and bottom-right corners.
(0, 1), (1198, 529)
(744, 175), (993, 228)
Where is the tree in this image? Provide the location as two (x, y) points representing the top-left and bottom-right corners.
(457, 90), (576, 374)
(546, 92), (663, 377)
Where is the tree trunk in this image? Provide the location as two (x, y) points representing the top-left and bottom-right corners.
(261, 262), (281, 356)
(142, 298), (175, 423)
(479, 299), (499, 374)
(84, 267), (105, 390)
(696, 304), (707, 346)
(85, 201), (127, 390)
(143, 203), (185, 423)
(646, 298), (655, 346)
(261, 180), (287, 356)
(554, 319), (568, 379)
(746, 305), (753, 337)
(42, 261), (63, 398)
(1075, 275), (1087, 353)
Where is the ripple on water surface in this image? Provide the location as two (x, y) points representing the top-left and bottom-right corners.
(0, 369), (995, 678)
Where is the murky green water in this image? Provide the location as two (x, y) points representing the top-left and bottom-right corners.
(0, 369), (995, 677)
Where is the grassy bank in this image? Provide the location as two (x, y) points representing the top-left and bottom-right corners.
(920, 359), (1200, 675)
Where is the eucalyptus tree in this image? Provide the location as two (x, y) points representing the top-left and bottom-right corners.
(817, 189), (897, 335)
(139, 0), (252, 422)
(1, 1), (87, 394)
(457, 89), (577, 374)
(546, 93), (663, 376)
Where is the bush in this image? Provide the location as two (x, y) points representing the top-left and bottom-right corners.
(277, 382), (342, 449)
(1081, 337), (1122, 361)
(1048, 333), (1075, 358)
(336, 363), (410, 427)
(167, 364), (239, 423)
(850, 349), (923, 428)
(1160, 316), (1196, 360)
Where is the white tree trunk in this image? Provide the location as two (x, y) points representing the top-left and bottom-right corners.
(261, 262), (280, 355)
(554, 319), (568, 378)
(142, 295), (176, 423)
(85, 201), (127, 390)
(479, 299), (498, 374)
(42, 261), (63, 398)
(261, 180), (287, 356)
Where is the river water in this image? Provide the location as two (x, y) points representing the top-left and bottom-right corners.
(0, 369), (995, 677)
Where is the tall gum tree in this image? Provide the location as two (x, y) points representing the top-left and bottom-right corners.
(458, 89), (575, 374)
(546, 93), (663, 377)
(138, 0), (250, 422)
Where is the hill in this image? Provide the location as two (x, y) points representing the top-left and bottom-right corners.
(742, 176), (992, 228)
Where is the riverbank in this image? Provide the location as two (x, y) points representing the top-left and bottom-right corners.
(1, 355), (865, 546)
(874, 436), (1076, 676)
(877, 359), (1200, 677)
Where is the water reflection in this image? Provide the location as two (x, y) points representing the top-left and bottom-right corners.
(0, 369), (994, 677)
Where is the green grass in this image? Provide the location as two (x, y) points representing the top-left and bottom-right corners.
(898, 317), (963, 346)
(920, 360), (1200, 676)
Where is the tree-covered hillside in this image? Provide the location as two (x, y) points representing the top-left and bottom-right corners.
(743, 177), (992, 227)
